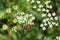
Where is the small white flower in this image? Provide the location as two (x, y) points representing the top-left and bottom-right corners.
(29, 22), (34, 25)
(49, 24), (53, 28)
(50, 17), (53, 20)
(55, 23), (58, 26)
(16, 16), (20, 19)
(38, 5), (43, 8)
(13, 5), (18, 10)
(13, 19), (17, 23)
(21, 12), (25, 15)
(42, 8), (46, 11)
(36, 1), (40, 4)
(12, 26), (17, 32)
(28, 21), (31, 24)
(45, 1), (51, 5)
(2, 24), (8, 30)
(48, 13), (51, 17)
(25, 14), (29, 18)
(46, 9), (49, 12)
(31, 17), (35, 20)
(43, 19), (47, 23)
(54, 16), (58, 20)
(26, 0), (30, 2)
(6, 8), (11, 13)
(37, 8), (41, 11)
(58, 36), (60, 40)
(48, 21), (51, 25)
(52, 12), (56, 16)
(0, 12), (5, 18)
(46, 5), (49, 8)
(29, 19), (33, 22)
(40, 24), (44, 27)
(42, 27), (46, 30)
(22, 21), (25, 23)
(56, 36), (59, 40)
(33, 5), (37, 8)
(31, 0), (35, 3)
(46, 5), (52, 9)
(29, 14), (33, 16)
(49, 5), (53, 9)
(44, 23), (47, 26)
(46, 18), (49, 21)
(42, 14), (46, 17)
(52, 22), (55, 25)
(24, 18), (27, 21)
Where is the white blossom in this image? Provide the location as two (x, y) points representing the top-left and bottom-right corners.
(44, 23), (47, 26)
(31, 16), (35, 20)
(43, 19), (47, 23)
(49, 24), (53, 28)
(50, 17), (53, 20)
(0, 12), (5, 18)
(13, 5), (18, 10)
(48, 13), (51, 17)
(55, 23), (58, 26)
(42, 27), (46, 30)
(42, 14), (46, 17)
(20, 12), (25, 15)
(52, 12), (56, 16)
(29, 14), (33, 16)
(46, 9), (49, 12)
(6, 8), (11, 13)
(46, 18), (49, 21)
(48, 21), (51, 25)
(56, 36), (60, 40)
(42, 8), (46, 11)
(13, 12), (35, 25)
(46, 5), (52, 9)
(12, 26), (17, 32)
(54, 16), (58, 20)
(37, 8), (41, 11)
(45, 1), (51, 5)
(40, 24), (44, 27)
(36, 1), (40, 4)
(29, 22), (34, 25)
(46, 5), (49, 8)
(13, 19), (17, 23)
(49, 5), (53, 9)
(38, 5), (43, 8)
(33, 5), (37, 8)
(26, 0), (30, 2)
(2, 24), (8, 30)
(52, 22), (55, 25)
(31, 0), (35, 3)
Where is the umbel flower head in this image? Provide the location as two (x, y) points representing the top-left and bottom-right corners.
(26, 0), (59, 31)
(0, 5), (35, 32)
(13, 11), (35, 25)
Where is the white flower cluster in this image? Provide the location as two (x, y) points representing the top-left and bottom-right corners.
(56, 36), (60, 40)
(26, 0), (59, 30)
(40, 1), (58, 30)
(12, 26), (17, 32)
(26, 0), (52, 11)
(6, 5), (18, 13)
(13, 12), (35, 25)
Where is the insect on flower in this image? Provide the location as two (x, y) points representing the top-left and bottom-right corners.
(27, 22), (34, 31)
